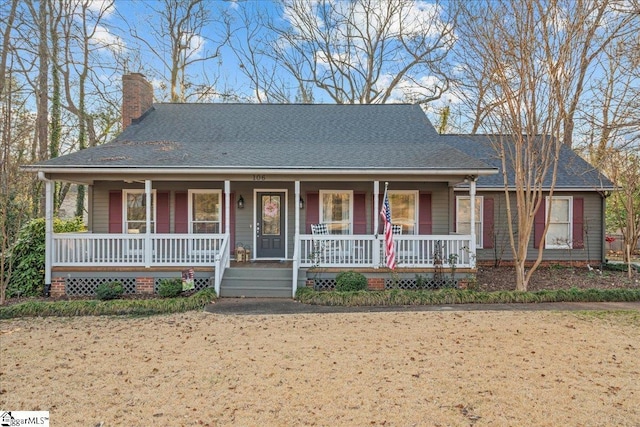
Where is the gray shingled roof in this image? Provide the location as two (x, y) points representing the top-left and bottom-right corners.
(442, 134), (614, 189)
(32, 104), (494, 171)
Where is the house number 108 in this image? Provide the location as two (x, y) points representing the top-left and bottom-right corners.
(253, 175), (266, 181)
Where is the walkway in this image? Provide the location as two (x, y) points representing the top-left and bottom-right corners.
(205, 298), (640, 316)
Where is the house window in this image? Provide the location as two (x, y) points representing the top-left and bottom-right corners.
(546, 196), (572, 249)
(189, 190), (221, 234)
(320, 190), (352, 234)
(456, 196), (483, 248)
(123, 190), (156, 233)
(389, 191), (417, 234)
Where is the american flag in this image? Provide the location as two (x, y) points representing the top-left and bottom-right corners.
(381, 191), (396, 270)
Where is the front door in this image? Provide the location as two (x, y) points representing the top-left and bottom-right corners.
(256, 192), (286, 258)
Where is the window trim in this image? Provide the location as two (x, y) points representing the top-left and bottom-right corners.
(456, 195), (484, 249)
(319, 190), (353, 234)
(122, 189), (157, 233)
(545, 196), (573, 249)
(188, 189), (223, 234)
(388, 190), (418, 235)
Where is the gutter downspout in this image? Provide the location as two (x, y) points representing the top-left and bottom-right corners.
(38, 172), (53, 296)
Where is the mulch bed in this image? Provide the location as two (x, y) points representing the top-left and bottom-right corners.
(476, 265), (639, 292)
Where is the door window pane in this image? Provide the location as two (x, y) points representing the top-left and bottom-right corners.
(320, 191), (352, 234)
(262, 195), (281, 235)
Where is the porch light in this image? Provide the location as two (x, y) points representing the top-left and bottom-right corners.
(299, 197), (304, 209)
(237, 195), (244, 209)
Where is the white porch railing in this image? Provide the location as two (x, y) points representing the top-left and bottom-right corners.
(298, 234), (474, 268)
(52, 233), (228, 267)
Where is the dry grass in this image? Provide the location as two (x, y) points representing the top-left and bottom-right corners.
(1, 310), (639, 426)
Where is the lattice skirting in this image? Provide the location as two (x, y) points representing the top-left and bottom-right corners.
(63, 276), (213, 296)
(66, 277), (137, 296)
(154, 277), (212, 293)
(311, 276), (459, 292)
(384, 277), (458, 290)
(313, 278), (337, 292)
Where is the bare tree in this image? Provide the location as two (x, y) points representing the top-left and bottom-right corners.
(607, 151), (640, 263)
(455, 0), (637, 142)
(456, 0), (635, 290)
(580, 32), (640, 263)
(228, 0), (457, 104)
(124, 0), (229, 102)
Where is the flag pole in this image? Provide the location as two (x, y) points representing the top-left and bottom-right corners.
(382, 182), (389, 208)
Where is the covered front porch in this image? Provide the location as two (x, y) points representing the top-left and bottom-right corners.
(42, 176), (482, 298)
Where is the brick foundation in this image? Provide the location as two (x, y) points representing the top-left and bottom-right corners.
(367, 277), (385, 291)
(51, 277), (66, 297)
(136, 277), (154, 294)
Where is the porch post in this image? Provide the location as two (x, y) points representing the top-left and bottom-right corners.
(145, 180), (152, 267)
(44, 178), (53, 295)
(469, 177), (477, 268)
(373, 181), (380, 268)
(293, 180), (301, 296)
(224, 180), (230, 266)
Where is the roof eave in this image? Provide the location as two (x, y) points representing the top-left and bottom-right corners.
(24, 165), (499, 176)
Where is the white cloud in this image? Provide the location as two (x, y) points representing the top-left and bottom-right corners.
(86, 0), (116, 18)
(374, 74), (452, 104)
(91, 25), (125, 54)
(182, 33), (206, 60)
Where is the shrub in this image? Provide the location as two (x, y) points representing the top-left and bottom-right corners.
(95, 281), (124, 301)
(0, 288), (217, 319)
(158, 278), (183, 298)
(335, 271), (367, 292)
(7, 217), (85, 297)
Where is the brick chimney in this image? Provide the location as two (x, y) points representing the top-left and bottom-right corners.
(122, 73), (153, 131)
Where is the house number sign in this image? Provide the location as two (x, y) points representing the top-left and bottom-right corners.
(253, 175), (266, 181)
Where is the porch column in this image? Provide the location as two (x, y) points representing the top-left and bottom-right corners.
(293, 180), (301, 296)
(224, 181), (230, 235)
(469, 177), (477, 268)
(145, 180), (152, 267)
(373, 181), (380, 268)
(224, 180), (231, 266)
(44, 177), (53, 295)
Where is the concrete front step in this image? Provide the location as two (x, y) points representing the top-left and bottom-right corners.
(220, 267), (298, 298)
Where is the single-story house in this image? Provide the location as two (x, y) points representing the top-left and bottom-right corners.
(24, 73), (614, 298)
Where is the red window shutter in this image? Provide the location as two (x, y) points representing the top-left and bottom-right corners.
(534, 198), (546, 248)
(483, 197), (494, 249)
(572, 197), (584, 249)
(353, 192), (367, 234)
(305, 192), (319, 233)
(156, 191), (170, 233)
(108, 191), (123, 233)
(175, 191), (189, 233)
(419, 192), (432, 235)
